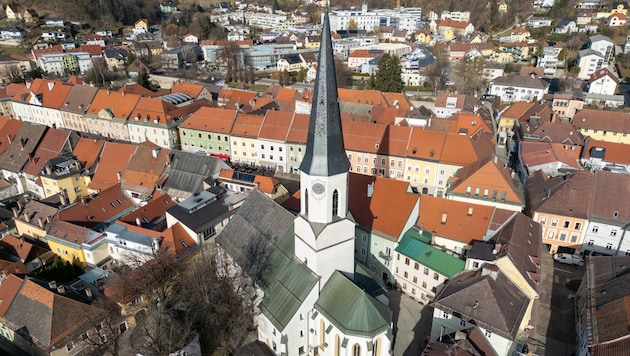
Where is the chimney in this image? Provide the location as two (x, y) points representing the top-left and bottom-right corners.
(81, 197), (87, 206)
(57, 285), (65, 294)
(116, 172), (121, 181)
(136, 217), (142, 226)
(47, 81), (54, 91)
(45, 165), (52, 175)
(121, 90), (125, 96)
(480, 263), (499, 280)
(12, 207), (18, 218)
(17, 201), (22, 210)
(441, 212), (448, 224)
(23, 212), (30, 223)
(367, 182), (374, 198)
(59, 193), (67, 206)
(467, 206), (473, 216)
(6, 134), (11, 144)
(48, 280), (57, 289)
(494, 243), (503, 254)
(37, 217), (44, 229)
(85, 288), (93, 299)
(152, 147), (160, 158)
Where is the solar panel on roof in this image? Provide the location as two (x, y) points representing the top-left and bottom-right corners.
(232, 171), (255, 183)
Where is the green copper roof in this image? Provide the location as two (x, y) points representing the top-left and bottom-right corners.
(402, 227), (432, 244)
(315, 271), (391, 337)
(259, 227), (319, 330)
(395, 233), (465, 278)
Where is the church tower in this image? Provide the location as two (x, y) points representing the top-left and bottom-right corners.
(294, 9), (355, 286)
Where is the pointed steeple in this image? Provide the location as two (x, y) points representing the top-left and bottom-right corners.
(299, 10), (350, 177)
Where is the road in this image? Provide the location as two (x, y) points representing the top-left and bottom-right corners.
(527, 251), (584, 355)
(256, 77), (314, 91)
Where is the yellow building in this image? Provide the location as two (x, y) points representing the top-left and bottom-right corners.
(14, 200), (58, 242)
(40, 156), (88, 203)
(45, 219), (107, 268)
(573, 109), (630, 144)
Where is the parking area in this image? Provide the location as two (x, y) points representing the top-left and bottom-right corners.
(528, 251), (585, 355)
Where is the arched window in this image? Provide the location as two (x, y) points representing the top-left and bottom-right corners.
(352, 343), (361, 356)
(332, 189), (339, 216)
(305, 189), (309, 216)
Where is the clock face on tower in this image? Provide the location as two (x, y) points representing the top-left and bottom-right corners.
(311, 182), (326, 200)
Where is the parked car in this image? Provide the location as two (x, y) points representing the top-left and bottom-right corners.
(553, 253), (584, 266)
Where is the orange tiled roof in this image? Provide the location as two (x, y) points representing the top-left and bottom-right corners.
(89, 141), (137, 191)
(119, 83), (156, 97)
(0, 235), (34, 262)
(231, 113), (265, 138)
(129, 97), (179, 125)
(342, 119), (387, 154)
(348, 49), (384, 58)
(276, 87), (297, 102)
(383, 92), (413, 110)
(72, 138), (105, 172)
(502, 102), (534, 120)
(171, 83), (205, 98)
(520, 141), (582, 170)
(87, 89), (141, 120)
(338, 88), (389, 107)
(583, 139), (630, 164)
(286, 113), (309, 144)
(369, 106), (407, 125)
(438, 18), (471, 29)
(80, 44), (102, 56)
(449, 156), (523, 205)
(119, 193), (175, 228)
(440, 131), (495, 166)
(450, 112), (493, 137)
(47, 218), (94, 246)
(418, 195), (494, 243)
(120, 144), (171, 196)
(254, 175), (280, 193)
(406, 128), (447, 161)
(179, 107), (237, 134)
(259, 111), (293, 141)
(0, 274), (23, 316)
(0, 119), (22, 155)
(161, 222), (197, 258)
(349, 173), (419, 240)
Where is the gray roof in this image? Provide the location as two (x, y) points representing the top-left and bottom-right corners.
(315, 271), (391, 337)
(60, 84), (99, 115)
(433, 267), (530, 340)
(589, 34), (613, 44)
(215, 190), (318, 330)
(166, 186), (235, 233)
(491, 74), (550, 90)
(299, 11), (351, 177)
(161, 151), (230, 200)
(0, 123), (47, 173)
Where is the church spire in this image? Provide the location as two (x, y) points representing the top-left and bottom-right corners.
(298, 10), (350, 177)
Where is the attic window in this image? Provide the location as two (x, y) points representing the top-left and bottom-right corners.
(116, 199), (122, 204)
(614, 211), (619, 218)
(181, 241), (189, 249)
(110, 202), (115, 208)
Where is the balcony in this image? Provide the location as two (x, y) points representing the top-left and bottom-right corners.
(378, 251), (392, 261)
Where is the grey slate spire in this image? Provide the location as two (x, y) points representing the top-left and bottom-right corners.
(299, 10), (351, 177)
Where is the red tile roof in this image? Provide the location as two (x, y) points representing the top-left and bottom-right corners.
(22, 128), (71, 177)
(231, 113), (265, 138)
(72, 138), (105, 172)
(179, 107), (237, 133)
(58, 185), (136, 228)
(349, 173), (419, 240)
(258, 111), (293, 142)
(285, 113), (309, 144)
(87, 89), (141, 120)
(160, 222), (197, 258)
(120, 144), (171, 196)
(418, 195), (494, 243)
(89, 142), (137, 191)
(0, 119), (22, 155)
(119, 193), (175, 228)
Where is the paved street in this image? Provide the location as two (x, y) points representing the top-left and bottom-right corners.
(389, 290), (432, 356)
(528, 251), (585, 355)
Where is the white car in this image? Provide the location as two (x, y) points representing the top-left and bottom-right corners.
(553, 253), (584, 266)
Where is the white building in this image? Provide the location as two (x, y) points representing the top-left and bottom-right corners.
(576, 49), (606, 80)
(244, 11), (288, 29)
(328, 1), (422, 32)
(587, 67), (619, 95)
(488, 74), (550, 102)
(588, 34), (614, 63)
(38, 52), (93, 76)
(105, 221), (161, 267)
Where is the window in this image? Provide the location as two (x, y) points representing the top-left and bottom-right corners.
(563, 221), (570, 228)
(592, 226), (599, 233)
(433, 272), (439, 281)
(361, 248), (366, 255)
(332, 190), (339, 216)
(485, 330), (492, 338)
(547, 231), (555, 239)
(460, 320), (467, 327)
(587, 240), (594, 246)
(559, 233), (567, 241)
(362, 234), (368, 242)
(611, 230), (618, 237)
(404, 271), (408, 278)
(571, 235), (578, 243)
(414, 262), (419, 270)
(66, 342), (74, 351)
(422, 281), (427, 288)
(540, 217), (547, 225)
(413, 276), (418, 283)
(424, 267), (429, 275)
(442, 311), (449, 318)
(606, 243), (613, 250)
(551, 219), (558, 227)
(405, 257), (410, 265)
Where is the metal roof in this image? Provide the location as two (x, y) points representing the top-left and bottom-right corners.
(299, 10), (350, 177)
(395, 231), (465, 278)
